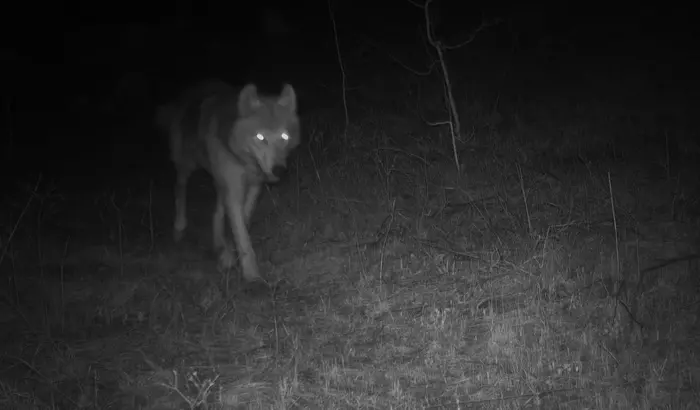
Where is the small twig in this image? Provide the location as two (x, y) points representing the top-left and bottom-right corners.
(328, 0), (349, 133)
(608, 172), (620, 279)
(378, 198), (397, 285)
(516, 163), (532, 234)
(110, 192), (125, 276)
(156, 369), (218, 410)
(295, 151), (301, 216)
(2, 355), (79, 408)
(0, 174), (42, 268)
(356, 33), (436, 76)
(36, 196), (44, 277)
(60, 237), (70, 333)
(306, 136), (322, 187)
(664, 130), (671, 181)
(148, 179), (155, 253)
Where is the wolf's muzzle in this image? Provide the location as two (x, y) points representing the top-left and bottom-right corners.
(271, 164), (287, 180)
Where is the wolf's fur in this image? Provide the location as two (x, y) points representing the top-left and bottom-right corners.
(156, 80), (300, 281)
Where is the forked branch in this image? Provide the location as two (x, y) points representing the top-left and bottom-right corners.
(409, 0), (500, 173)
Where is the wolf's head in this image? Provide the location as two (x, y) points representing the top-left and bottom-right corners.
(234, 83), (300, 182)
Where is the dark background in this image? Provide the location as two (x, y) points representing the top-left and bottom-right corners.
(2, 4), (699, 407)
(2, 1), (697, 185)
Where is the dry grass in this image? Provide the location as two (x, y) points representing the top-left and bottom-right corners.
(1, 96), (699, 410)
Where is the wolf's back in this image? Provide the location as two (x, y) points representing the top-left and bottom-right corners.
(157, 80), (233, 128)
(159, 80), (236, 166)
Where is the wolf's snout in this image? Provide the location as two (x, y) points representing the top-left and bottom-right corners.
(271, 164), (287, 179)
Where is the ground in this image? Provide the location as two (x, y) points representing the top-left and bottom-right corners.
(1, 95), (699, 410)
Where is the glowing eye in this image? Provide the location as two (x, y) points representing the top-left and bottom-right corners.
(281, 132), (289, 141)
(256, 133), (264, 141)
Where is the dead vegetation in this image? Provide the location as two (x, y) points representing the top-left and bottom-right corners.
(2, 80), (699, 410)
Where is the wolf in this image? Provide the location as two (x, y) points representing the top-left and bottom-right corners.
(155, 80), (300, 281)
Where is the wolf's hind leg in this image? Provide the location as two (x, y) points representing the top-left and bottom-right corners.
(173, 165), (193, 242)
(214, 187), (240, 273)
(212, 190), (227, 252)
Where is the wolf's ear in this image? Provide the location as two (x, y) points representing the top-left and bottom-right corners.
(277, 84), (296, 113)
(238, 83), (261, 115)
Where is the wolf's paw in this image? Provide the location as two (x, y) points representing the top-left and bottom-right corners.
(173, 228), (185, 243)
(217, 247), (236, 272)
(240, 256), (263, 282)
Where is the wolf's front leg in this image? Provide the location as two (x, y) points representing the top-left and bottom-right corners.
(173, 166), (192, 242)
(225, 194), (262, 281)
(243, 184), (262, 228)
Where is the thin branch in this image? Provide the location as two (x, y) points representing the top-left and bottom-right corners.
(328, 0), (349, 132)
(357, 34), (437, 76)
(444, 18), (503, 50)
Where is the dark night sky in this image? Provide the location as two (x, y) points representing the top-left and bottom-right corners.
(2, 1), (697, 177)
(6, 2), (695, 85)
